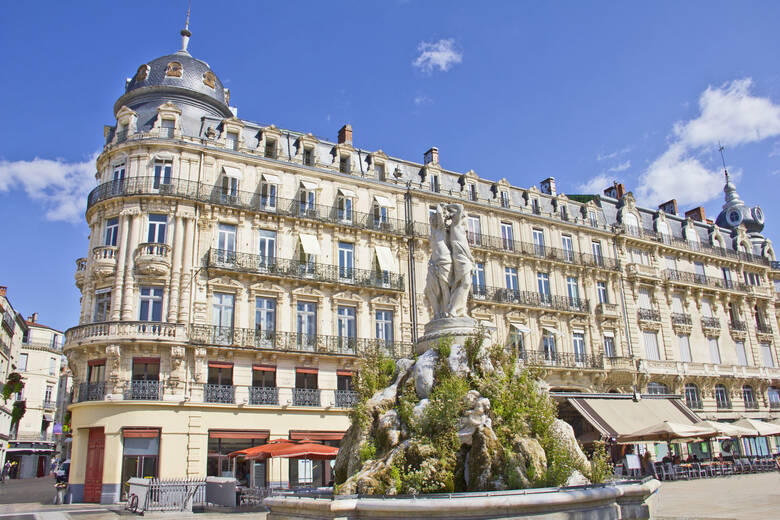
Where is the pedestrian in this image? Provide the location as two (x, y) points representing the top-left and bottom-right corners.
(1, 461), (9, 482)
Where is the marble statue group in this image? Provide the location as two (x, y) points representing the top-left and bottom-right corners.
(424, 203), (475, 319)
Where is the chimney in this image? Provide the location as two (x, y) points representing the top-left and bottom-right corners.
(685, 206), (706, 222)
(424, 147), (439, 165)
(337, 124), (353, 145)
(540, 177), (556, 196)
(0, 286), (6, 297)
(28, 312), (38, 324)
(603, 182), (626, 199)
(658, 199), (678, 215)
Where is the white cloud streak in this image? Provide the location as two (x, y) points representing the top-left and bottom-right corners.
(636, 78), (780, 207)
(413, 95), (432, 106)
(0, 153), (98, 223)
(412, 38), (462, 74)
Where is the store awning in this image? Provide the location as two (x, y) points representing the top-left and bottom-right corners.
(338, 188), (356, 198)
(299, 234), (321, 256)
(542, 326), (559, 335)
(375, 245), (397, 272)
(509, 322), (531, 333)
(567, 396), (701, 443)
(374, 195), (393, 207)
(262, 173), (281, 184)
(300, 180), (318, 190)
(223, 166), (243, 180)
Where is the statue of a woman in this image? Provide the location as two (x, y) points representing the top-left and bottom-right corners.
(424, 204), (452, 319)
(445, 203), (474, 317)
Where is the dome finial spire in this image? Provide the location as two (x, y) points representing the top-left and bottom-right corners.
(180, 0), (192, 53)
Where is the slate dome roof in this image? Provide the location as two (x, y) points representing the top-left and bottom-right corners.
(124, 49), (228, 106)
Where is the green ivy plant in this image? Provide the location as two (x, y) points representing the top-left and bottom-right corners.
(10, 400), (26, 427)
(2, 372), (24, 403)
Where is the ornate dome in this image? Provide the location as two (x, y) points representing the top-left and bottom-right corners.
(715, 171), (765, 235)
(124, 49), (228, 106)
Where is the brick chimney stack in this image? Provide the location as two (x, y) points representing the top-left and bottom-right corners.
(658, 199), (678, 215)
(337, 124), (352, 145)
(685, 207), (707, 222)
(540, 177), (557, 196)
(0, 286), (6, 297)
(603, 182), (626, 199)
(28, 312), (38, 323)
(424, 147), (439, 165)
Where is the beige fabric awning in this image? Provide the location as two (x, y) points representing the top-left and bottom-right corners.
(262, 173), (281, 184)
(299, 234), (321, 256)
(375, 245), (397, 272)
(509, 322), (531, 333)
(223, 166), (243, 180)
(603, 330), (615, 337)
(338, 188), (356, 198)
(300, 180), (318, 190)
(542, 326), (559, 335)
(567, 396), (701, 443)
(374, 195), (393, 207)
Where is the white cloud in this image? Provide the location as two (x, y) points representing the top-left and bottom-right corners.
(0, 153), (98, 223)
(577, 173), (613, 194)
(635, 78), (780, 207)
(608, 160), (631, 173)
(596, 147), (632, 162)
(412, 38), (462, 74)
(413, 95), (432, 106)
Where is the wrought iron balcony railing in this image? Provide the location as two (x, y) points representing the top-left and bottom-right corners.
(335, 389), (358, 408)
(670, 313), (692, 326)
(204, 384), (235, 404)
(769, 401), (780, 410)
(249, 386), (279, 405)
(638, 308), (661, 322)
(189, 325), (413, 359)
(207, 249), (404, 291)
(664, 268), (749, 292)
(125, 380), (163, 400)
(519, 349), (604, 369)
(470, 286), (589, 313)
(293, 388), (321, 407)
(41, 400), (56, 410)
(744, 400), (760, 410)
(701, 317), (720, 329)
(756, 323), (773, 334)
(729, 320), (747, 332)
(86, 176), (407, 235)
(77, 382), (105, 402)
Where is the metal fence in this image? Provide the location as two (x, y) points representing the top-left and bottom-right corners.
(144, 478), (206, 511)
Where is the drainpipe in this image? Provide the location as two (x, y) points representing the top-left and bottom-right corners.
(405, 183), (418, 342)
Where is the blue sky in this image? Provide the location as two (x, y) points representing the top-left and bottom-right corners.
(2, 1), (780, 331)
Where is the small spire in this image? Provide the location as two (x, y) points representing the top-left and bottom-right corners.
(180, 0), (192, 53)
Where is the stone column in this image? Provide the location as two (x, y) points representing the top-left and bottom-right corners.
(110, 209), (134, 321)
(167, 215), (185, 322)
(178, 218), (195, 324)
(121, 211), (142, 320)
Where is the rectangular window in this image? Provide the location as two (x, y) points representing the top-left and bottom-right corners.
(532, 229), (545, 256)
(104, 218), (119, 246)
(537, 272), (551, 302)
(376, 310), (393, 344)
(113, 163), (126, 182)
(147, 214), (167, 244)
(337, 195), (353, 222)
(207, 364), (233, 386)
(299, 187), (316, 214)
(375, 163), (385, 180)
(49, 357), (57, 376)
(709, 338), (721, 364)
(296, 302), (317, 348)
(139, 287), (163, 322)
(596, 281), (608, 304)
(467, 216), (481, 246)
(588, 210), (597, 227)
(338, 242), (354, 280)
(672, 294), (684, 314)
(253, 366), (276, 388)
(337, 306), (357, 348)
(500, 190), (510, 208)
(638, 288), (652, 310)
(603, 336), (615, 358)
(561, 235), (574, 262)
(467, 182), (477, 201)
(373, 203), (389, 228)
(736, 341), (748, 366)
(212, 293), (234, 344)
(153, 160), (172, 189)
(665, 256), (676, 271)
(258, 229), (276, 267)
(88, 362), (105, 383)
(18, 353), (28, 372)
(303, 147), (314, 166)
(132, 358), (160, 381)
(505, 267), (519, 291)
(500, 222), (514, 251)
(226, 131), (239, 150)
(255, 297), (276, 334)
(591, 241), (603, 266)
(531, 198), (540, 214)
(261, 182), (277, 210)
(295, 369), (317, 390)
(566, 276), (579, 303)
(94, 290), (112, 322)
(701, 298), (713, 318)
(339, 155), (350, 173)
(761, 343), (775, 367)
(573, 332), (586, 362)
(221, 175), (239, 202)
(694, 262), (706, 282)
(560, 205), (569, 221)
(217, 223), (236, 253)
(121, 431), (160, 491)
(678, 335), (692, 362)
(472, 262), (485, 296)
(643, 331), (660, 361)
(543, 332), (556, 360)
(722, 267), (732, 288)
(45, 385), (53, 402)
(264, 139), (277, 159)
(430, 174), (440, 193)
(161, 118), (175, 138)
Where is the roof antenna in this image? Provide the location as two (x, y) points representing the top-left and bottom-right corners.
(718, 141), (729, 181)
(180, 0), (192, 53)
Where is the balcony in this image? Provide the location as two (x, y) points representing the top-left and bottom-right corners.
(471, 286), (589, 313)
(77, 382), (105, 402)
(638, 308), (661, 322)
(664, 268), (748, 292)
(596, 303), (620, 318)
(729, 320), (747, 332)
(125, 380), (163, 400)
(519, 350), (604, 369)
(85, 176), (406, 236)
(293, 388), (321, 407)
(65, 321), (186, 347)
(701, 317), (720, 333)
(91, 246), (118, 278)
(249, 386), (278, 405)
(335, 389), (358, 408)
(603, 356), (635, 370)
(207, 249), (404, 291)
(188, 326), (413, 359)
(74, 258), (87, 287)
(756, 323), (773, 335)
(204, 384), (235, 404)
(134, 243), (171, 276)
(42, 400), (56, 410)
(627, 263), (659, 279)
(670, 313), (692, 326)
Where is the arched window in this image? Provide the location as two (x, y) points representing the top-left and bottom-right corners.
(742, 385), (757, 409)
(684, 383), (701, 409)
(624, 213), (639, 235)
(647, 382), (669, 395)
(715, 384), (731, 409)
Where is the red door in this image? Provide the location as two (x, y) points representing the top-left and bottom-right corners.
(84, 427), (105, 503)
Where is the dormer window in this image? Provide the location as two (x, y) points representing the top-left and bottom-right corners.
(430, 174), (440, 193)
(116, 124), (128, 142)
(500, 190), (510, 208)
(467, 182), (477, 201)
(588, 210), (598, 227)
(339, 155), (351, 174)
(226, 131), (239, 151)
(531, 198), (540, 215)
(560, 205), (569, 221)
(264, 139), (277, 159)
(160, 119), (175, 138)
(303, 147), (314, 166)
(375, 163), (385, 181)
(165, 61), (182, 78)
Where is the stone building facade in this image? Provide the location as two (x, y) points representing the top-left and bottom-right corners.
(64, 30), (780, 502)
(0, 286), (27, 471)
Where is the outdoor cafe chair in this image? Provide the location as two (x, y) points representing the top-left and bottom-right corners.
(669, 463), (689, 480)
(691, 463), (707, 479)
(653, 462), (669, 481)
(740, 458), (756, 473)
(614, 463), (624, 478)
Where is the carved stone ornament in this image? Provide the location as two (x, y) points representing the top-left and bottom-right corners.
(203, 70), (216, 89)
(166, 61), (183, 78)
(106, 344), (121, 381)
(170, 345), (186, 372)
(135, 64), (150, 82)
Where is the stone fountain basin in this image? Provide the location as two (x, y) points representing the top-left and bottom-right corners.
(264, 478), (661, 520)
